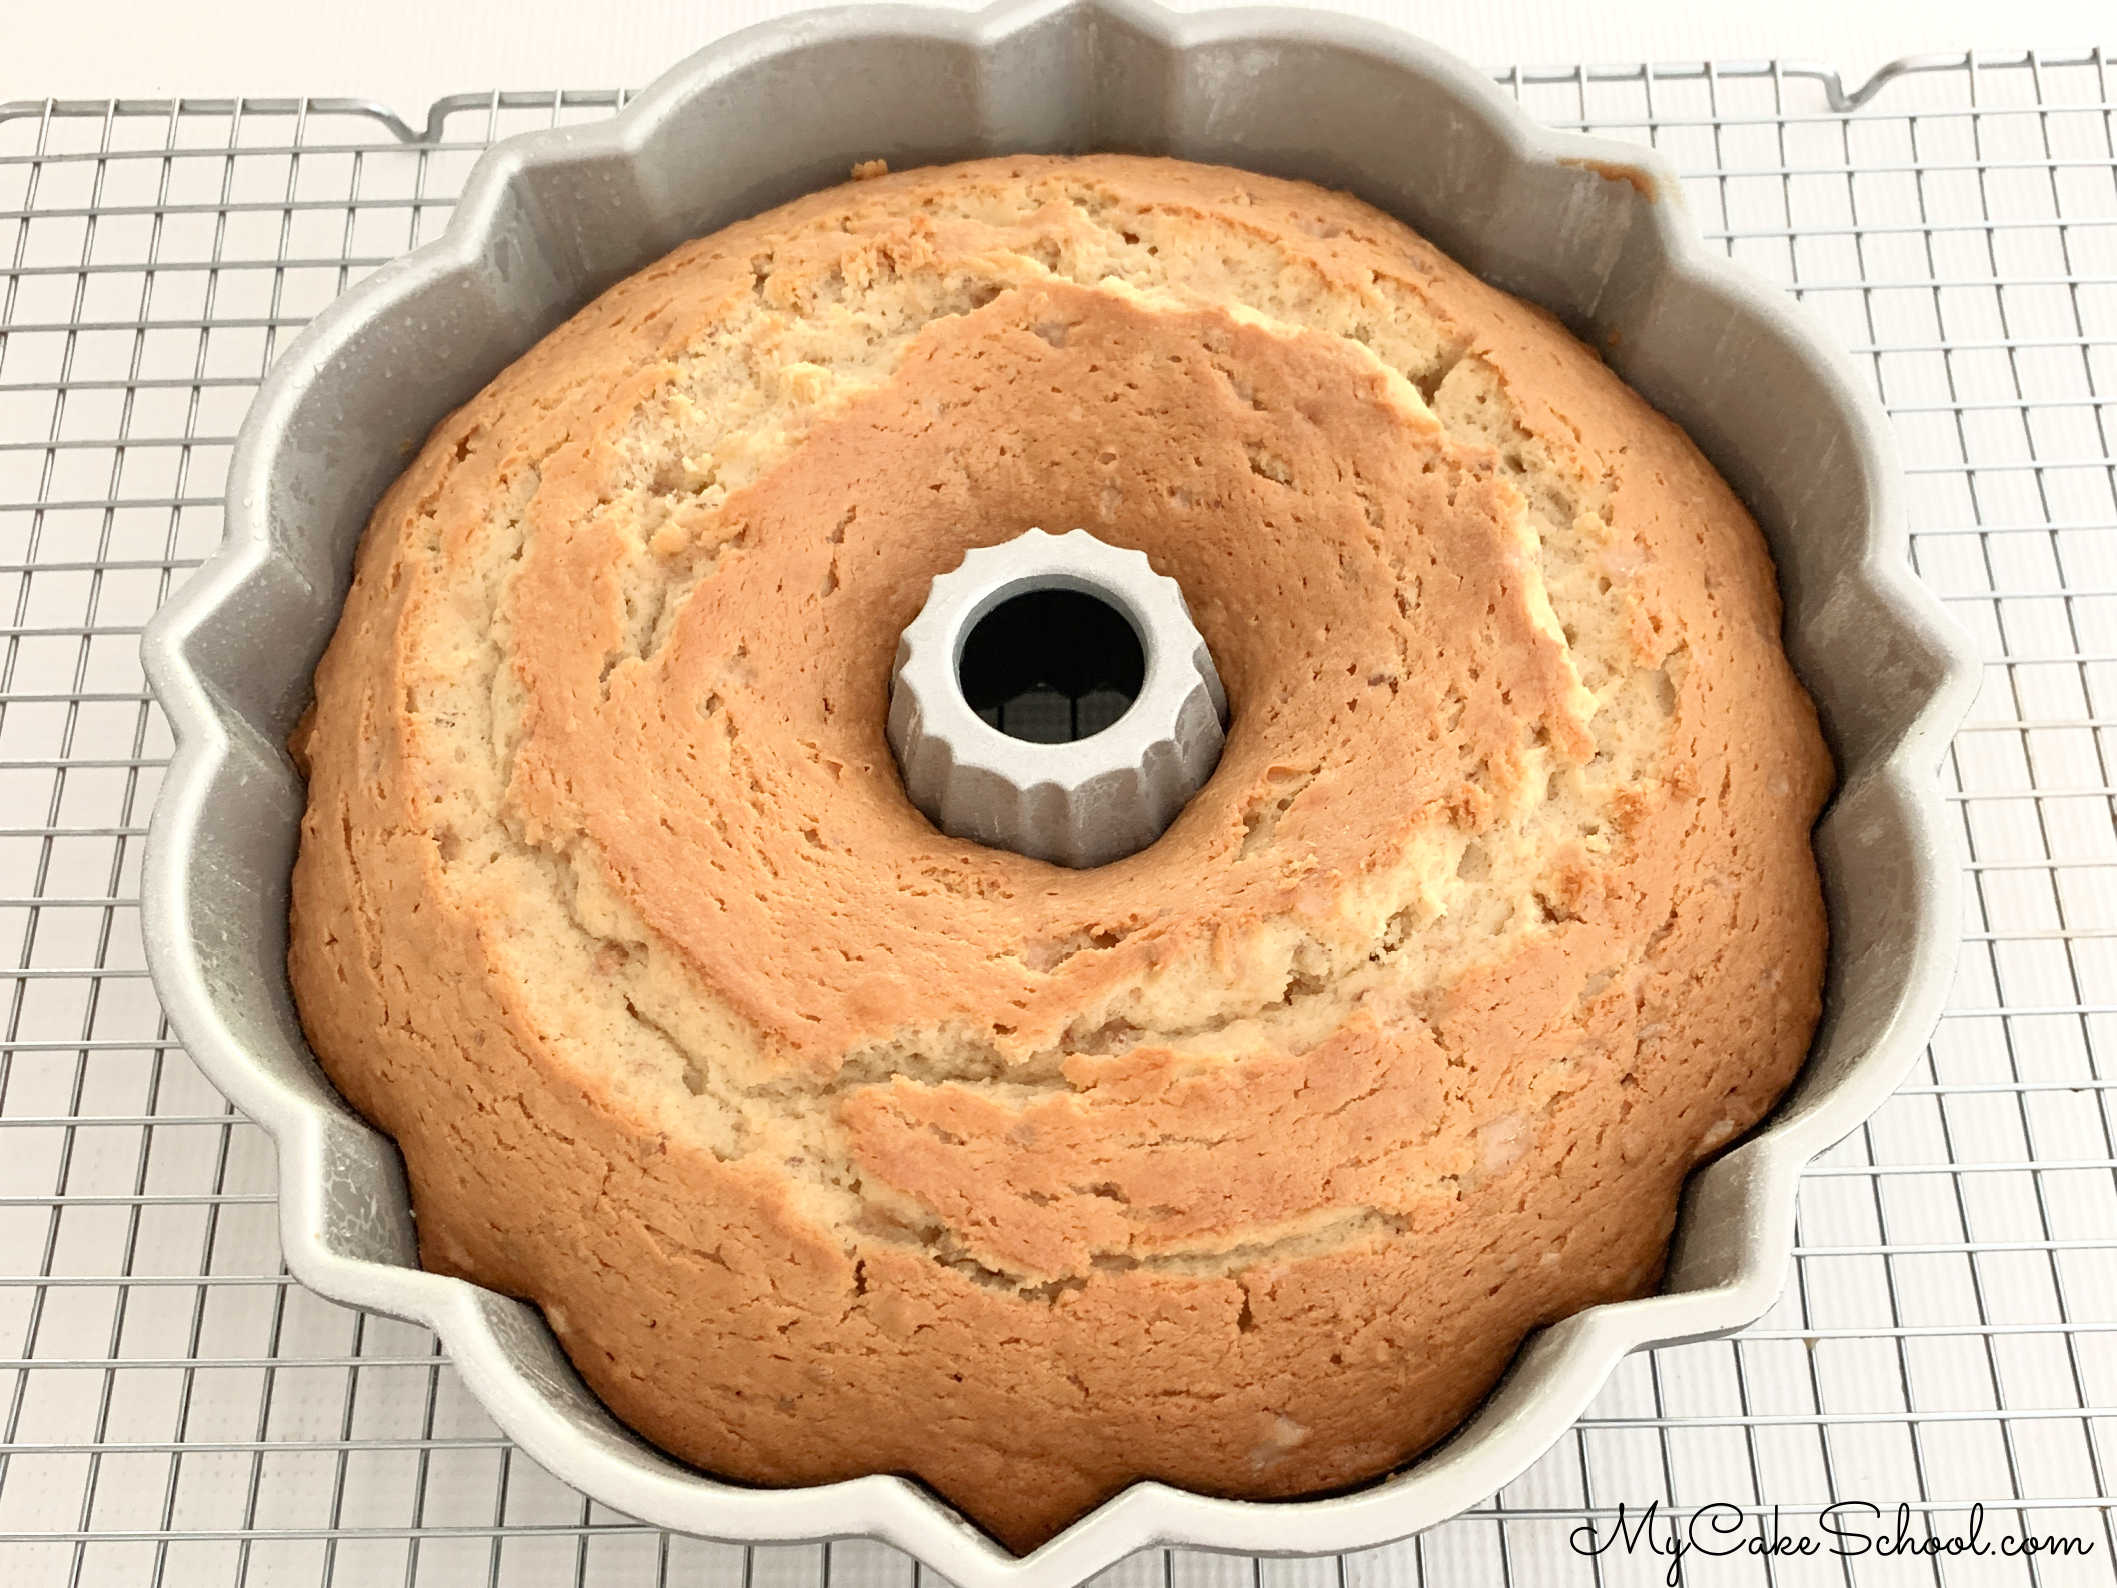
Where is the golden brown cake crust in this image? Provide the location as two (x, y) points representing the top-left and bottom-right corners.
(287, 154), (1831, 1551)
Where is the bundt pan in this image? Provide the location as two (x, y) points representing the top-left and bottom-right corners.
(140, 0), (1979, 1579)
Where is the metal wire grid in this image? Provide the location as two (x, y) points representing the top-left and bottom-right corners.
(0, 44), (2112, 1588)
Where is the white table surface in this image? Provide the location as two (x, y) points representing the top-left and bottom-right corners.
(2, 0), (2111, 120)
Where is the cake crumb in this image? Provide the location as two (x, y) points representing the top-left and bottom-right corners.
(850, 158), (889, 181)
(1249, 1413), (1313, 1469)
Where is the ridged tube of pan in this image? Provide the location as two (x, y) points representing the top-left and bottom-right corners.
(887, 528), (1228, 867)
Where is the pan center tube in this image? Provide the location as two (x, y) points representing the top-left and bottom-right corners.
(886, 528), (1228, 868)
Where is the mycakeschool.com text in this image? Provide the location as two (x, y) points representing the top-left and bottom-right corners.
(1568, 1501), (2096, 1584)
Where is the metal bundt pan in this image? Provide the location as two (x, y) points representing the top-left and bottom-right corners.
(139, 0), (1981, 1579)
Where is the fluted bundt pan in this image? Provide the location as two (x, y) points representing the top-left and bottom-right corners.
(140, 1), (1979, 1581)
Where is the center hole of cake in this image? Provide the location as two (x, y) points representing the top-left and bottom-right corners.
(957, 587), (1145, 744)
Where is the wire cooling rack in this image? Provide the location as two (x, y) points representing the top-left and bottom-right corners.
(1, 44), (2115, 1588)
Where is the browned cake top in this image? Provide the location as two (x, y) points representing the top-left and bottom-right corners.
(289, 154), (1832, 1551)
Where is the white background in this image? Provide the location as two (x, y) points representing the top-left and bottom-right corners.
(2, 0), (2112, 114)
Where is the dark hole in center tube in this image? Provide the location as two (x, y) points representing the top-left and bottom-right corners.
(957, 587), (1146, 744)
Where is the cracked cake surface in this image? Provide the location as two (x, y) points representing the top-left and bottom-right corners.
(288, 153), (1832, 1551)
